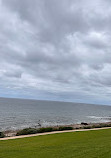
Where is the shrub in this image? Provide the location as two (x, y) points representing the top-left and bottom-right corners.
(58, 126), (73, 131)
(82, 123), (111, 129)
(75, 127), (80, 129)
(107, 124), (111, 127)
(83, 126), (91, 129)
(101, 123), (111, 127)
(92, 125), (98, 128)
(92, 124), (107, 129)
(0, 132), (5, 138)
(16, 128), (38, 136)
(37, 127), (53, 133)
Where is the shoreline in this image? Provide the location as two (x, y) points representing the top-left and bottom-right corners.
(2, 121), (111, 138)
(1, 126), (111, 141)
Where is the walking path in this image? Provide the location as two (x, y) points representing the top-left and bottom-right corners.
(1, 127), (111, 141)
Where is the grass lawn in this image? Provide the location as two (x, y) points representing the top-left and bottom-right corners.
(0, 129), (111, 158)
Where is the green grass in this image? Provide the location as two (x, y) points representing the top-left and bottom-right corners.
(0, 129), (111, 158)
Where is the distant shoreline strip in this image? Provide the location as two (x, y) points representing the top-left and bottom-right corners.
(1, 126), (111, 141)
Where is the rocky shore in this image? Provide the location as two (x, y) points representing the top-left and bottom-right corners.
(3, 121), (111, 138)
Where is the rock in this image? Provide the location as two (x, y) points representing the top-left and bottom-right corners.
(81, 122), (88, 125)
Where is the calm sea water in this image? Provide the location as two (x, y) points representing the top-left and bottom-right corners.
(0, 98), (111, 131)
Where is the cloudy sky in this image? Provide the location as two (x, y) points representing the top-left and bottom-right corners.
(0, 0), (111, 105)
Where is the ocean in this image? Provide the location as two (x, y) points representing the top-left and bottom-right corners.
(0, 97), (111, 131)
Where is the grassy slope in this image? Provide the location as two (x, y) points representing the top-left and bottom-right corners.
(0, 129), (111, 158)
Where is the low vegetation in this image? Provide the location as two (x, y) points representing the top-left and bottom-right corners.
(37, 127), (53, 133)
(16, 126), (73, 136)
(16, 128), (38, 136)
(0, 132), (5, 138)
(58, 126), (73, 131)
(1, 129), (111, 158)
(92, 123), (111, 128)
(0, 122), (110, 138)
(83, 123), (111, 129)
(16, 123), (111, 136)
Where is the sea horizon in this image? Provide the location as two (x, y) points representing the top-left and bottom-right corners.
(0, 96), (110, 107)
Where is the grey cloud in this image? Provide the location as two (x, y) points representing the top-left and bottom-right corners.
(3, 0), (89, 44)
(4, 70), (22, 78)
(1, 0), (111, 104)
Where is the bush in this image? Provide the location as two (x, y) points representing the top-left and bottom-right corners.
(92, 124), (109, 129)
(52, 127), (58, 131)
(101, 123), (111, 127)
(82, 123), (111, 129)
(37, 127), (53, 133)
(83, 126), (91, 129)
(92, 125), (101, 128)
(107, 124), (111, 127)
(0, 132), (5, 138)
(75, 127), (79, 129)
(16, 128), (38, 136)
(16, 123), (111, 136)
(16, 126), (74, 136)
(58, 126), (73, 131)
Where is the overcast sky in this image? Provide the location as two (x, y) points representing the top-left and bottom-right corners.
(1, 0), (111, 104)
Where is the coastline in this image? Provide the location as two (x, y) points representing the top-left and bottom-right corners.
(1, 126), (111, 141)
(2, 121), (111, 138)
